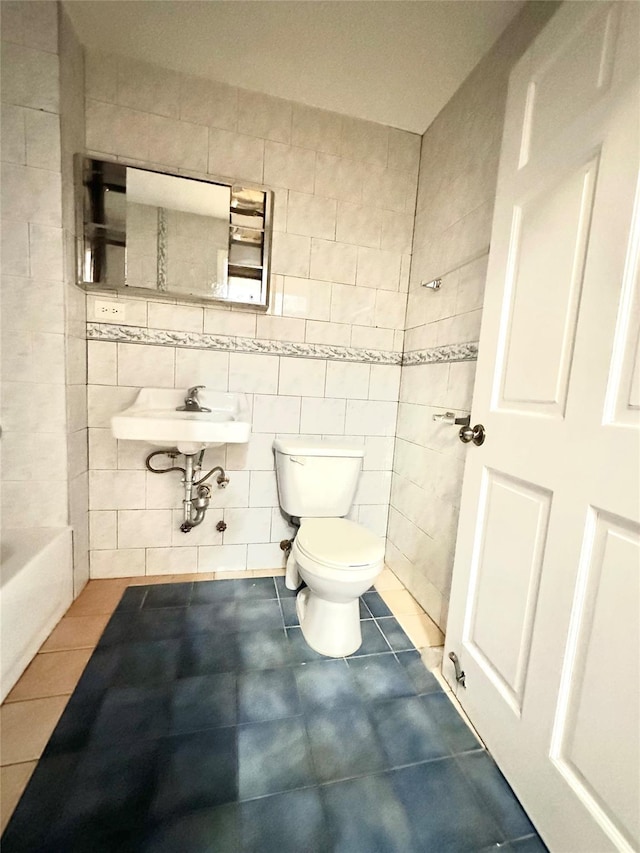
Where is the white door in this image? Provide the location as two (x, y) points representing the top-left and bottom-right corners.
(445, 3), (640, 852)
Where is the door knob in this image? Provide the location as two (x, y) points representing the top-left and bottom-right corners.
(459, 423), (486, 446)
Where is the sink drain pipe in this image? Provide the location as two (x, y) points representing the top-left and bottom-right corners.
(145, 449), (229, 533)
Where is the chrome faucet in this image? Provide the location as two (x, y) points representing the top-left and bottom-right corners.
(176, 385), (211, 413)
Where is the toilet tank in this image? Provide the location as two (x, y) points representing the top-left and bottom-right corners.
(273, 438), (363, 517)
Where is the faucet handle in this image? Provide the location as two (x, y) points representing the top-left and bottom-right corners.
(176, 385), (210, 412)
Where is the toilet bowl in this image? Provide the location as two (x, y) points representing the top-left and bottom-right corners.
(273, 435), (385, 657)
(290, 517), (384, 657)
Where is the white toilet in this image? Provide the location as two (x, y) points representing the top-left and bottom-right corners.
(273, 437), (385, 657)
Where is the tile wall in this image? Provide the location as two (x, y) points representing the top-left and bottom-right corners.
(385, 1), (559, 630)
(1, 1), (88, 592)
(1, 0), (68, 530)
(60, 5), (88, 593)
(83, 51), (420, 578)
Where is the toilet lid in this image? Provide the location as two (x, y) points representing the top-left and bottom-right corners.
(296, 518), (384, 569)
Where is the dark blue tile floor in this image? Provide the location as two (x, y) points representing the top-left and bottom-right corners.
(2, 577), (546, 852)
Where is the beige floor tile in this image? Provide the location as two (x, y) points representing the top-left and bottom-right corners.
(171, 573), (215, 582)
(40, 614), (110, 653)
(65, 581), (127, 616)
(89, 578), (131, 590)
(213, 570), (253, 580)
(4, 650), (92, 703)
(420, 646), (444, 673)
(251, 568), (286, 578)
(397, 612), (445, 649)
(127, 575), (178, 586)
(1, 696), (68, 766)
(1, 761), (36, 833)
(380, 588), (425, 616)
(375, 567), (405, 591)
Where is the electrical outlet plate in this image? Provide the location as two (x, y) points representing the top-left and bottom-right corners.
(94, 299), (125, 321)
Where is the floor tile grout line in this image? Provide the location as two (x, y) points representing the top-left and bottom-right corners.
(232, 747), (491, 805)
(38, 645), (99, 654)
(3, 689), (76, 705)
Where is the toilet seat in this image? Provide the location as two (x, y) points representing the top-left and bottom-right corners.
(296, 517), (384, 573)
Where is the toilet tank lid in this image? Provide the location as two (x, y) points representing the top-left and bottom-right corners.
(273, 437), (364, 458)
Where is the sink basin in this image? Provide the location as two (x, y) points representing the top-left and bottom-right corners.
(111, 388), (251, 454)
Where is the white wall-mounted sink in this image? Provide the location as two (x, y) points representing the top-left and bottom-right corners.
(111, 388), (251, 455)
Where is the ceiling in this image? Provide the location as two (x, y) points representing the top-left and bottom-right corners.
(64, 0), (524, 134)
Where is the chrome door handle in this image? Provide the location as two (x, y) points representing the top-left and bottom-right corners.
(459, 423), (486, 446)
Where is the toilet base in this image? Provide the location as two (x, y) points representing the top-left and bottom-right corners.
(296, 587), (362, 657)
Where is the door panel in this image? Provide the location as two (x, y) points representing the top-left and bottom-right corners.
(552, 512), (639, 850)
(522, 4), (619, 167)
(465, 471), (550, 713)
(501, 157), (599, 413)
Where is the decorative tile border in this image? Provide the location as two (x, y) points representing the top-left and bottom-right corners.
(157, 208), (167, 292)
(87, 323), (403, 365)
(402, 342), (479, 365)
(87, 324), (478, 365)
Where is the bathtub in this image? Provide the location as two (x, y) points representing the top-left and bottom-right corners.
(1, 527), (73, 702)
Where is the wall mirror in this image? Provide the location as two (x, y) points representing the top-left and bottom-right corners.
(77, 156), (273, 308)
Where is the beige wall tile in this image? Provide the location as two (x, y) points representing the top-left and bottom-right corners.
(264, 141), (315, 193)
(310, 239), (357, 285)
(356, 246), (401, 291)
(336, 201), (382, 249)
(282, 277), (331, 321)
(291, 103), (342, 155)
(1, 42), (59, 113)
(24, 108), (60, 170)
(238, 90), (292, 144)
(256, 315), (305, 343)
(85, 99), (149, 161)
(300, 397), (346, 435)
(388, 128), (421, 175)
(340, 116), (388, 167)
(175, 348), (229, 392)
(314, 153), (363, 204)
(147, 114), (208, 171)
(350, 326), (395, 352)
(117, 56), (181, 118)
(179, 75), (237, 130)
(305, 319), (351, 347)
(90, 548), (146, 579)
(208, 127), (264, 183)
(271, 231), (311, 278)
(286, 191), (336, 240)
(204, 308), (256, 338)
(146, 547), (199, 575)
(1, 162), (61, 226)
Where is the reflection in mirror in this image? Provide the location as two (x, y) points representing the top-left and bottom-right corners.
(77, 157), (272, 307)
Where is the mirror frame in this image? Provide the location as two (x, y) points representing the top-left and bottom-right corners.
(75, 154), (274, 309)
